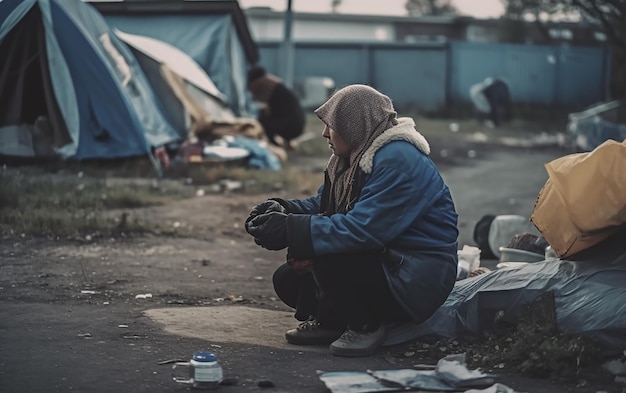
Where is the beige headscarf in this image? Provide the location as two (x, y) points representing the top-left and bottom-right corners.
(315, 84), (398, 213)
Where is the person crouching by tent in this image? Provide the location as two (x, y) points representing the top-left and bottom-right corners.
(246, 65), (305, 150)
(244, 84), (459, 357)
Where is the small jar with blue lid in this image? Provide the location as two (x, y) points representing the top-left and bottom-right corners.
(172, 351), (223, 390)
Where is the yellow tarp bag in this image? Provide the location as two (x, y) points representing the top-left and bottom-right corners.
(530, 139), (626, 258)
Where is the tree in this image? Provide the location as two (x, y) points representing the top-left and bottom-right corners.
(502, 0), (626, 98)
(405, 0), (457, 16)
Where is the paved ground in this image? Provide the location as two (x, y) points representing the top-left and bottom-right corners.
(1, 138), (623, 393)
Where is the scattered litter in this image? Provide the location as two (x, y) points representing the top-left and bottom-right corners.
(173, 222), (181, 228)
(118, 324), (129, 328)
(80, 290), (96, 294)
(103, 302), (110, 305)
(202, 144), (249, 160)
(196, 189), (205, 197)
(220, 179), (243, 192)
(319, 371), (398, 393)
(435, 355), (495, 389)
(158, 358), (184, 365)
(449, 123), (460, 132)
(77, 333), (92, 338)
(319, 354), (496, 393)
(254, 276), (264, 281)
(123, 334), (144, 340)
(413, 364), (436, 370)
(135, 293), (153, 299)
(227, 295), (244, 302)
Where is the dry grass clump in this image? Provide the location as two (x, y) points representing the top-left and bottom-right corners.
(0, 172), (190, 237)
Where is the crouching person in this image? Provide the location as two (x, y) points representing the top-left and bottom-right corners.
(245, 85), (459, 357)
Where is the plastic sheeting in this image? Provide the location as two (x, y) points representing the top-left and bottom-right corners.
(218, 135), (281, 170)
(406, 245), (626, 349)
(381, 232), (626, 349)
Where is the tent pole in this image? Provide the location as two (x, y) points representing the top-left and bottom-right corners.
(282, 0), (294, 89)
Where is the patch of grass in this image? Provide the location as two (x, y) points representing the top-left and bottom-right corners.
(0, 173), (191, 237)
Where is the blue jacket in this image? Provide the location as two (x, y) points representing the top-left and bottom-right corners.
(282, 118), (459, 322)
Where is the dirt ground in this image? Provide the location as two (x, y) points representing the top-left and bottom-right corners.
(1, 130), (623, 393)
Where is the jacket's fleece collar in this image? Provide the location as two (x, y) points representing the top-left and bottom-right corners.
(359, 117), (430, 174)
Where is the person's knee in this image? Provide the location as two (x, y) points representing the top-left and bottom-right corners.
(272, 263), (293, 290)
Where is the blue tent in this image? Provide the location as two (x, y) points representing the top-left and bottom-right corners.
(0, 0), (180, 160)
(90, 0), (260, 119)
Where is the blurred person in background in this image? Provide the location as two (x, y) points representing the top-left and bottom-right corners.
(247, 65), (305, 150)
(470, 77), (511, 128)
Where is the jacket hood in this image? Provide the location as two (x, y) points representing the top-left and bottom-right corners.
(359, 117), (430, 174)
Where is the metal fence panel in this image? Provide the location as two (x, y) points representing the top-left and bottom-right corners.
(556, 45), (609, 106)
(451, 42), (557, 106)
(257, 41), (609, 112)
(293, 43), (370, 86)
(451, 42), (608, 108)
(371, 47), (447, 111)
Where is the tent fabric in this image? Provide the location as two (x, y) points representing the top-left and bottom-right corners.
(0, 5), (70, 157)
(102, 14), (254, 117)
(0, 0), (180, 159)
(116, 30), (237, 139)
(116, 30), (288, 167)
(116, 30), (227, 103)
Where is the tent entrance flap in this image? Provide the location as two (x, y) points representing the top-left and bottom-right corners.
(0, 5), (70, 157)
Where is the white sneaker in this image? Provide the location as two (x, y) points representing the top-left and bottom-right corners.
(329, 325), (386, 357)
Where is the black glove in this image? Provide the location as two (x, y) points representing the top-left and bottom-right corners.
(246, 212), (288, 250)
(245, 200), (286, 227)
